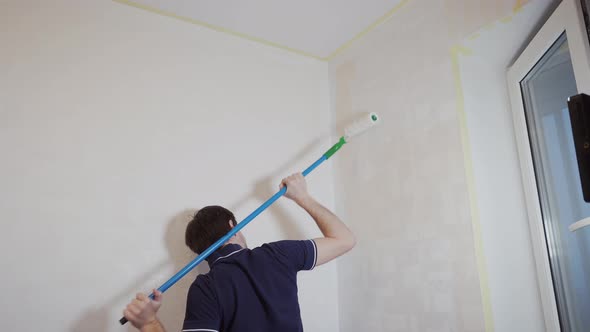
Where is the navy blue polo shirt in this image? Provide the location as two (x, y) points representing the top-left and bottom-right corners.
(183, 240), (318, 332)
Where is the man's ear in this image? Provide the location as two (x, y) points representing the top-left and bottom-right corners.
(228, 219), (235, 229)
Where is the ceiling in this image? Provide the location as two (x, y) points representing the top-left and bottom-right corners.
(114, 0), (408, 60)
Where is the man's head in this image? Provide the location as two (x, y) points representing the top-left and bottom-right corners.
(185, 205), (247, 254)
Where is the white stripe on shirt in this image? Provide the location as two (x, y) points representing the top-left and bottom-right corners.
(310, 239), (318, 270)
(212, 248), (247, 265)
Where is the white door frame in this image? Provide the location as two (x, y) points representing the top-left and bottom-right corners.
(507, 0), (590, 330)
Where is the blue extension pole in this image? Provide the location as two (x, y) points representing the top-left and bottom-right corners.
(160, 155), (326, 292)
(119, 112), (378, 325)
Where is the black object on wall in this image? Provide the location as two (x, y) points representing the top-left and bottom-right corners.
(583, 0), (590, 42)
(568, 93), (590, 202)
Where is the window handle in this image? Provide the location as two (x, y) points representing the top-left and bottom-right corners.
(569, 217), (590, 232)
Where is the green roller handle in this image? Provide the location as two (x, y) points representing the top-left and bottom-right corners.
(324, 137), (347, 159)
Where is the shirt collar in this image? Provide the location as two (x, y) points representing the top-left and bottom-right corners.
(205, 243), (244, 267)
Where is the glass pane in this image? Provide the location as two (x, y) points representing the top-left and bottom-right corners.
(521, 33), (590, 332)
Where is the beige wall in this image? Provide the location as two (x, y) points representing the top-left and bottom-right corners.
(0, 1), (337, 331)
(328, 0), (544, 331)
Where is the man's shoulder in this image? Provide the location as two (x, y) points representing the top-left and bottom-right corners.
(247, 241), (294, 262)
(187, 273), (218, 303)
(250, 240), (298, 256)
(256, 240), (315, 252)
(252, 240), (317, 271)
(189, 272), (214, 290)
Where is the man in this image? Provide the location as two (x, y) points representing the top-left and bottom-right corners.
(123, 173), (355, 332)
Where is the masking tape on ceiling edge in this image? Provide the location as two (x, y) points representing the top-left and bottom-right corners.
(468, 33), (481, 40)
(325, 0), (411, 61)
(451, 45), (495, 332)
(500, 15), (514, 23)
(514, 0), (526, 13)
(112, 0), (327, 61)
(113, 0), (414, 63)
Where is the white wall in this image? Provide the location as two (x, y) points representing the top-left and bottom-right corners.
(458, 1), (557, 331)
(0, 1), (562, 331)
(0, 1), (338, 331)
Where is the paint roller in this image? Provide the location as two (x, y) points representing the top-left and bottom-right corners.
(119, 112), (380, 325)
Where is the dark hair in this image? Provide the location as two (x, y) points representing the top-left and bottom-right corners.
(185, 206), (237, 254)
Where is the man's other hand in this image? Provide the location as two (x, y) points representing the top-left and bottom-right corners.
(123, 289), (163, 329)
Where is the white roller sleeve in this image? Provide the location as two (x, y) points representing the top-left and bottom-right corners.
(569, 217), (590, 232)
(344, 112), (380, 141)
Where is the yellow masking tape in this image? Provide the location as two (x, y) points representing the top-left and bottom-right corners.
(514, 0), (525, 13)
(449, 3), (534, 329)
(468, 33), (481, 41)
(451, 45), (495, 332)
(112, 0), (326, 61)
(454, 45), (473, 56)
(500, 15), (514, 23)
(483, 22), (497, 30)
(325, 0), (411, 61)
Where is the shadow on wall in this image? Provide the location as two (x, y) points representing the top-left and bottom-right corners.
(227, 137), (326, 241)
(69, 209), (207, 332)
(69, 136), (326, 331)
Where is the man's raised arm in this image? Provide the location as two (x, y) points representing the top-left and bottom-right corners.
(280, 173), (356, 266)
